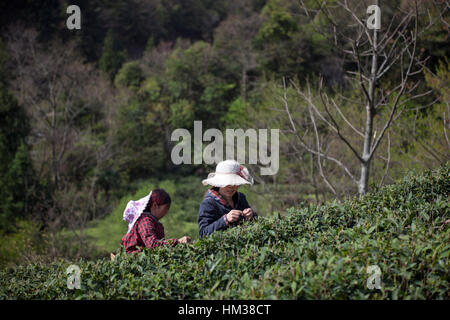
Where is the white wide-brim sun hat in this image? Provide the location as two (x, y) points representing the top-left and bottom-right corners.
(202, 160), (254, 187)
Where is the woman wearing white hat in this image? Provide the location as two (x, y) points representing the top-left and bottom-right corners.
(198, 160), (257, 238)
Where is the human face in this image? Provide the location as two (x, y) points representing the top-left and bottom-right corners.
(219, 185), (239, 199)
(150, 203), (170, 220)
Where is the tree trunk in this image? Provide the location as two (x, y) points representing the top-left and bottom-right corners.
(359, 160), (370, 194)
(241, 67), (247, 104)
(359, 13), (378, 195)
(359, 106), (374, 194)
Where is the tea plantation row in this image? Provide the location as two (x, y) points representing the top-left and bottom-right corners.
(0, 163), (448, 299)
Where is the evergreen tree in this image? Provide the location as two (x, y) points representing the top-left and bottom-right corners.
(99, 30), (126, 82)
(0, 39), (36, 231)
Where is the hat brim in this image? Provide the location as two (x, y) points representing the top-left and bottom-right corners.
(202, 173), (253, 187)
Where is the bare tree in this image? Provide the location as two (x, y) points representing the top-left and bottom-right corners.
(280, 0), (446, 195)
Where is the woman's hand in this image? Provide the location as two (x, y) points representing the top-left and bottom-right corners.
(226, 210), (242, 223)
(178, 236), (192, 244)
(242, 208), (254, 220)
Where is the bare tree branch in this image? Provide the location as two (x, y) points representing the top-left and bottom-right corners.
(369, 2), (419, 159)
(280, 81), (358, 184)
(378, 131), (391, 188)
(444, 102), (450, 150)
(308, 103), (338, 195)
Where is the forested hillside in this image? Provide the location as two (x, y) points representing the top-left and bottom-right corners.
(0, 0), (448, 272)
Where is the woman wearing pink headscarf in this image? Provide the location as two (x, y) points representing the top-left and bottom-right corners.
(120, 188), (191, 254)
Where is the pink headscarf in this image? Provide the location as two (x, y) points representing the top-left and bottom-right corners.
(123, 191), (152, 233)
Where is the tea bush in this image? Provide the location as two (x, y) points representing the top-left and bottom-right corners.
(0, 163), (448, 299)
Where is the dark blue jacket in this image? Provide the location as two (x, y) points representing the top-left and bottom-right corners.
(198, 188), (257, 238)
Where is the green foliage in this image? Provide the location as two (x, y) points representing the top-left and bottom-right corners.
(166, 41), (238, 128)
(254, 0), (306, 79)
(99, 30), (126, 82)
(256, 0), (299, 43)
(221, 97), (249, 126)
(0, 220), (46, 268)
(0, 39), (9, 87)
(113, 95), (170, 180)
(0, 142), (35, 228)
(254, 0), (337, 83)
(1, 164), (448, 299)
(114, 61), (145, 90)
(137, 77), (161, 102)
(169, 99), (195, 128)
(0, 49), (36, 230)
(166, 41), (213, 100)
(394, 58), (450, 166)
(425, 58), (450, 104)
